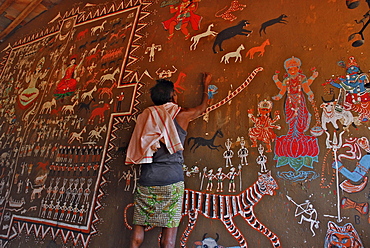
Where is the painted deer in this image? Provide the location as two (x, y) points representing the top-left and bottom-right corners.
(84, 72), (99, 89)
(109, 30), (121, 41)
(220, 44), (245, 64)
(98, 82), (117, 99)
(246, 39), (270, 59)
(40, 98), (57, 114)
(88, 44), (99, 56)
(190, 24), (218, 50)
(61, 100), (78, 115)
(31, 184), (45, 202)
(91, 20), (107, 36)
(88, 103), (111, 124)
(81, 86), (97, 102)
(68, 127), (87, 143)
(99, 68), (120, 84)
(76, 28), (89, 41)
(88, 125), (107, 141)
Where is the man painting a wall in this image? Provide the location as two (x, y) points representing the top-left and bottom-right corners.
(125, 73), (211, 248)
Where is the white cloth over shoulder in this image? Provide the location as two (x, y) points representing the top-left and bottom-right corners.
(125, 102), (183, 165)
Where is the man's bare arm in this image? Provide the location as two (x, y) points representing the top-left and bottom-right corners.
(176, 73), (211, 131)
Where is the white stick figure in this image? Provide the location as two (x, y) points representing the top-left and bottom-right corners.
(256, 144), (268, 172)
(205, 169), (214, 191)
(287, 195), (320, 237)
(238, 137), (249, 166)
(215, 167), (226, 192)
(295, 200), (319, 237)
(226, 167), (241, 192)
(223, 138), (234, 167)
(156, 66), (177, 79)
(145, 44), (162, 62)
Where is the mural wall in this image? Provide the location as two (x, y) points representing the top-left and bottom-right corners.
(0, 0), (369, 247)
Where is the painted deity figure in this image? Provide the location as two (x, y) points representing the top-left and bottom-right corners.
(248, 100), (281, 153)
(162, 0), (202, 40)
(334, 136), (370, 182)
(54, 53), (86, 99)
(272, 57), (319, 177)
(18, 57), (48, 109)
(329, 56), (370, 121)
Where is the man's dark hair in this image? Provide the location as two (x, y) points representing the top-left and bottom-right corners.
(150, 79), (174, 105)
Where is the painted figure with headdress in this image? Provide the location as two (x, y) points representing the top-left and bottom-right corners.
(272, 56), (319, 176)
(54, 52), (86, 99)
(329, 56), (370, 121)
(248, 99), (281, 153)
(18, 57), (48, 109)
(161, 0), (202, 40)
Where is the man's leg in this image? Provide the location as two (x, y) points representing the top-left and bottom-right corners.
(160, 227), (178, 248)
(130, 225), (145, 248)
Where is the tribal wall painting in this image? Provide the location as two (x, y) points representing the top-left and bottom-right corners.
(0, 1), (148, 246)
(0, 0), (370, 247)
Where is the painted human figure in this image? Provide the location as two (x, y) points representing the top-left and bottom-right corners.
(145, 44), (162, 62)
(256, 144), (268, 173)
(334, 136), (370, 182)
(215, 167), (225, 192)
(65, 203), (73, 221)
(123, 170), (132, 191)
(295, 200), (319, 237)
(272, 56), (319, 173)
(59, 202), (67, 220)
(162, 0), (202, 40)
(329, 56), (370, 121)
(18, 57), (48, 109)
(78, 204), (86, 224)
(226, 166), (241, 192)
(205, 169), (214, 191)
(53, 201), (60, 219)
(248, 100), (281, 153)
(71, 204), (79, 222)
(54, 52), (86, 99)
(47, 201), (54, 218)
(156, 66), (177, 79)
(237, 137), (249, 166)
(40, 200), (48, 218)
(116, 91), (125, 112)
(223, 138), (234, 167)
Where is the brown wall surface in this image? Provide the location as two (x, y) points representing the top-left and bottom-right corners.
(0, 0), (369, 247)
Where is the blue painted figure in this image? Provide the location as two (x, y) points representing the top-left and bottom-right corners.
(333, 136), (370, 182)
(207, 84), (218, 99)
(329, 57), (370, 119)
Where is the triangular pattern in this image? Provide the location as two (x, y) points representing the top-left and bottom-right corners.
(107, 4), (116, 14)
(33, 224), (42, 237)
(9, 225), (17, 240)
(41, 225), (50, 239)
